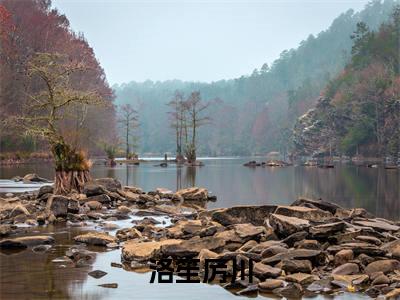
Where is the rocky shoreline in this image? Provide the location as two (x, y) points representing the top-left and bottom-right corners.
(1, 177), (400, 299)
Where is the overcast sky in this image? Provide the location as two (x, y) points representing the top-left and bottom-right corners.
(52, 0), (370, 85)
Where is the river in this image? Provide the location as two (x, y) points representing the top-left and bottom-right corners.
(1, 157), (399, 219)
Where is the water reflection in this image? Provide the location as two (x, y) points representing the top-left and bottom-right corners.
(0, 158), (398, 220)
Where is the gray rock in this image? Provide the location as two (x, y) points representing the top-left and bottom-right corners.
(37, 185), (54, 198)
(211, 205), (277, 226)
(46, 195), (70, 217)
(83, 183), (107, 197)
(0, 235), (55, 249)
(94, 178), (122, 192)
(88, 270), (108, 279)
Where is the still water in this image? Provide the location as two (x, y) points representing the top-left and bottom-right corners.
(1, 157), (399, 219)
(0, 157), (398, 300)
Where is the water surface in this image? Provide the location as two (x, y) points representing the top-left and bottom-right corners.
(1, 157), (399, 219)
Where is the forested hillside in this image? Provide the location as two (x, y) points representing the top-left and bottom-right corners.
(0, 0), (116, 155)
(114, 0), (398, 156)
(293, 7), (400, 159)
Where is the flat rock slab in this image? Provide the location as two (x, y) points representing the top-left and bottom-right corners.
(353, 219), (400, 232)
(262, 249), (321, 264)
(269, 213), (310, 236)
(231, 223), (265, 239)
(274, 205), (333, 221)
(161, 236), (225, 257)
(327, 242), (386, 256)
(258, 279), (284, 291)
(74, 232), (117, 246)
(291, 197), (342, 214)
(309, 221), (346, 237)
(122, 239), (182, 262)
(0, 235), (55, 248)
(285, 273), (318, 284)
(211, 205), (277, 226)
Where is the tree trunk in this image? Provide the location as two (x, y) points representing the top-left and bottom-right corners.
(54, 169), (91, 195)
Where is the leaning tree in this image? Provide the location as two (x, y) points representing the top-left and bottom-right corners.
(15, 52), (109, 194)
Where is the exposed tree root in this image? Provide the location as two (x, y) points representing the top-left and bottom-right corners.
(54, 170), (91, 195)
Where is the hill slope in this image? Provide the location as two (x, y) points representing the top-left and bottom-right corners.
(114, 0), (398, 156)
(293, 6), (400, 159)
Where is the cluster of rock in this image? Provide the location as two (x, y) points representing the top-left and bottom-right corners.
(243, 160), (290, 167)
(1, 177), (400, 299)
(120, 198), (400, 299)
(0, 176), (214, 241)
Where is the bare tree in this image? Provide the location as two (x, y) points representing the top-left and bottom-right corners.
(10, 52), (108, 194)
(184, 91), (210, 163)
(118, 104), (139, 159)
(167, 90), (186, 162)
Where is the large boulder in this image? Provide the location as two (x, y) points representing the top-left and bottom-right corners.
(291, 197), (342, 214)
(0, 235), (55, 249)
(211, 205), (277, 226)
(274, 206), (332, 221)
(94, 178), (122, 192)
(46, 195), (75, 217)
(122, 239), (182, 262)
(82, 183), (107, 197)
(269, 214), (310, 236)
(74, 232), (117, 246)
(175, 187), (208, 201)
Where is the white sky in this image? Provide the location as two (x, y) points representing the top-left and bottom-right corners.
(52, 0), (370, 84)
